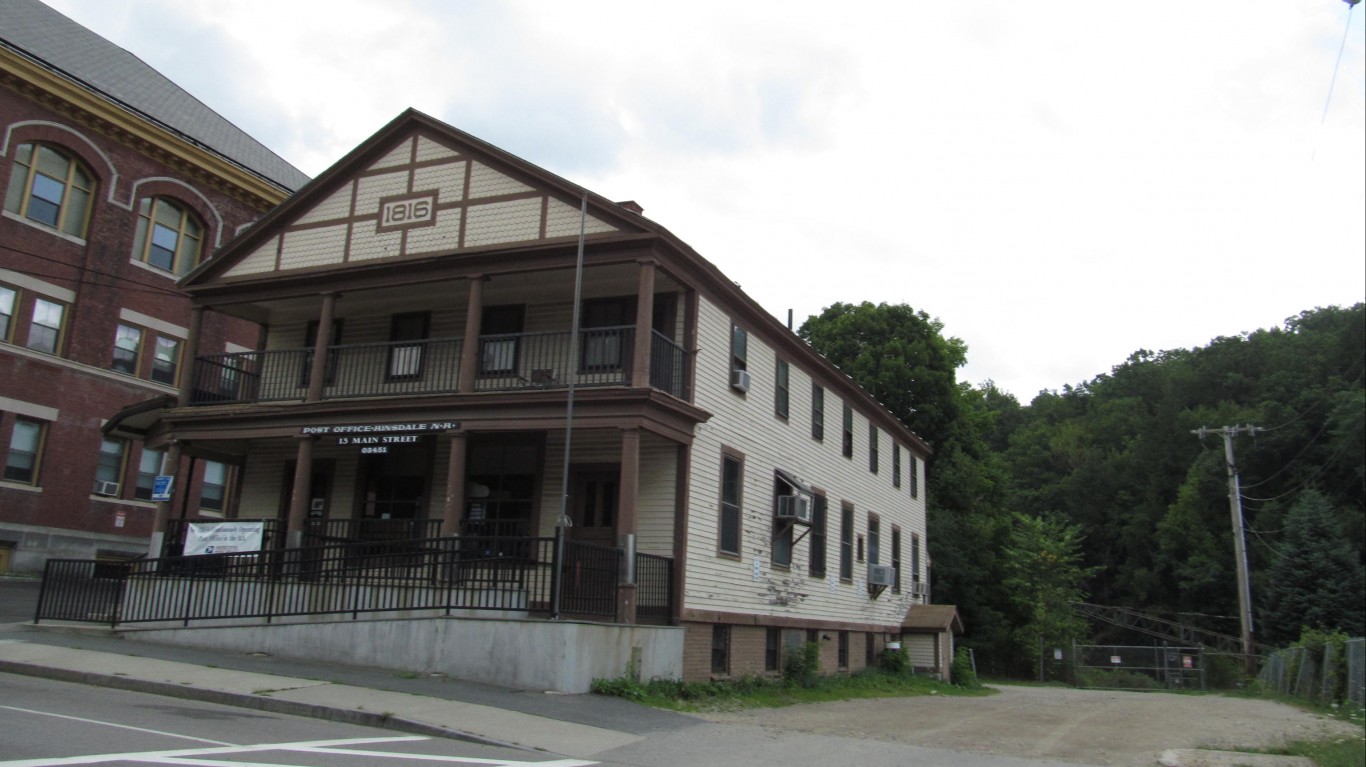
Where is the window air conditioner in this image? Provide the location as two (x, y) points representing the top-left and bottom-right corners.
(93, 480), (120, 497)
(776, 494), (812, 524)
(868, 563), (895, 587)
(911, 581), (928, 598)
(731, 369), (751, 392)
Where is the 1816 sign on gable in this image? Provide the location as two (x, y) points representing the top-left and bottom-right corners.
(377, 191), (438, 232)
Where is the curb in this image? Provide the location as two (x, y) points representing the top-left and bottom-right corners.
(0, 658), (533, 753)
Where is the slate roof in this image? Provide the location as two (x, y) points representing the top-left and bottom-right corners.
(0, 0), (309, 192)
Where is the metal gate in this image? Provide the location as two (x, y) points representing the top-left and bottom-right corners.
(1073, 642), (1206, 690)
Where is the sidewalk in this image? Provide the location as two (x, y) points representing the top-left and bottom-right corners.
(0, 620), (700, 759)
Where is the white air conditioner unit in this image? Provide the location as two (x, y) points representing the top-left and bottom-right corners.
(730, 368), (751, 392)
(868, 563), (895, 588)
(911, 580), (928, 598)
(776, 494), (812, 524)
(93, 480), (120, 497)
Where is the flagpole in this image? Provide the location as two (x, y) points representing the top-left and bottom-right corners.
(552, 194), (587, 619)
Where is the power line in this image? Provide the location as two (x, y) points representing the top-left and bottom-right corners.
(1, 242), (189, 299)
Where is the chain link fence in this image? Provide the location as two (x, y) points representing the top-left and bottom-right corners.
(1259, 637), (1363, 709)
(1072, 642), (1206, 690)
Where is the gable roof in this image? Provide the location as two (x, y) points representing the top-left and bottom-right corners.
(0, 0), (309, 192)
(902, 604), (965, 634)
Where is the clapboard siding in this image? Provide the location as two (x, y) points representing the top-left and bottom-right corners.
(685, 296), (927, 628)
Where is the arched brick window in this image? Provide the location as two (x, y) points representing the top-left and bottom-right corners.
(133, 196), (204, 275)
(4, 142), (95, 237)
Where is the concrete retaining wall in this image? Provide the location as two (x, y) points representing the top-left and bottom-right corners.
(122, 615), (683, 693)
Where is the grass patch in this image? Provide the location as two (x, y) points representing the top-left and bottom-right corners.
(1240, 732), (1366, 767)
(593, 668), (991, 712)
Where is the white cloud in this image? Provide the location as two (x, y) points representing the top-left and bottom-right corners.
(46, 0), (1365, 399)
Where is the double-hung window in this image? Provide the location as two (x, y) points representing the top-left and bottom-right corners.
(808, 492), (827, 578)
(27, 298), (65, 355)
(842, 404), (853, 458)
(891, 527), (903, 593)
(910, 455), (920, 499)
(134, 447), (165, 501)
(388, 312), (429, 380)
(200, 461), (227, 512)
(581, 297), (631, 372)
(839, 502), (854, 580)
(151, 336), (181, 386)
(112, 324), (143, 375)
(4, 418), (46, 484)
(893, 444), (902, 488)
(4, 143), (94, 237)
(869, 425), (879, 474)
(811, 384), (824, 440)
(133, 197), (203, 275)
(719, 451), (743, 556)
(868, 515), (881, 566)
(0, 285), (16, 341)
(94, 438), (126, 496)
(774, 359), (789, 418)
(479, 305), (524, 376)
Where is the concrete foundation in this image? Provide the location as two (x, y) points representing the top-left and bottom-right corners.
(121, 615), (684, 693)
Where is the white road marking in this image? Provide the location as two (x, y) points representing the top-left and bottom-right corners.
(0, 705), (233, 745)
(0, 735), (597, 766)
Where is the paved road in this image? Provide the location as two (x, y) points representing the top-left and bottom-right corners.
(0, 673), (594, 766)
(0, 577), (39, 625)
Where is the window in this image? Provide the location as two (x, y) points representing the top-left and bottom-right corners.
(868, 515), (881, 566)
(774, 359), (789, 418)
(132, 197), (203, 274)
(200, 461), (227, 511)
(911, 533), (921, 587)
(479, 305), (524, 375)
(837, 631), (849, 669)
(869, 425), (879, 473)
(730, 324), (747, 373)
(711, 625), (731, 675)
(909, 455), (919, 499)
(842, 404), (853, 458)
(151, 336), (181, 386)
(719, 451), (743, 555)
(866, 633), (876, 666)
(808, 492), (827, 578)
(893, 444), (902, 488)
(4, 143), (93, 237)
(0, 285), (15, 342)
(27, 298), (65, 354)
(387, 312), (429, 380)
(134, 447), (164, 500)
(765, 628), (781, 672)
(112, 324), (142, 375)
(891, 527), (903, 593)
(773, 514), (793, 569)
(811, 384), (824, 440)
(4, 418), (45, 484)
(839, 502), (854, 581)
(94, 438), (126, 495)
(581, 297), (631, 372)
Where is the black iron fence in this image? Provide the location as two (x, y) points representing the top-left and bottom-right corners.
(187, 327), (695, 404)
(302, 518), (442, 546)
(636, 551), (674, 623)
(35, 532), (663, 627)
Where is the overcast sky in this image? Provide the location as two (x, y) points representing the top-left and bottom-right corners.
(46, 0), (1366, 401)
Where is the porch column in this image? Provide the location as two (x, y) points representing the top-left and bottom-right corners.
(458, 275), (487, 393)
(617, 427), (641, 624)
(305, 292), (339, 402)
(147, 440), (182, 557)
(176, 306), (204, 407)
(631, 259), (656, 388)
(442, 430), (468, 536)
(285, 435), (316, 548)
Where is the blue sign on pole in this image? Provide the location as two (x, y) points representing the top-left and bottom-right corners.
(151, 475), (174, 502)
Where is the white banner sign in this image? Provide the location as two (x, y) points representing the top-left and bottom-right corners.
(183, 521), (264, 556)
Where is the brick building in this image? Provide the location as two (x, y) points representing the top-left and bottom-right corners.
(0, 0), (307, 572)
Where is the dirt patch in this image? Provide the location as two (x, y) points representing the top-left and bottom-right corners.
(698, 685), (1361, 766)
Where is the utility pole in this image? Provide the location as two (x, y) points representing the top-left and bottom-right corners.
(1191, 424), (1263, 673)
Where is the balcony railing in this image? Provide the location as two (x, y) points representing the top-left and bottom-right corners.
(188, 326), (686, 405)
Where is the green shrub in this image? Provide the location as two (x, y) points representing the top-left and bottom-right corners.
(951, 646), (979, 687)
(783, 641), (822, 687)
(879, 645), (911, 674)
